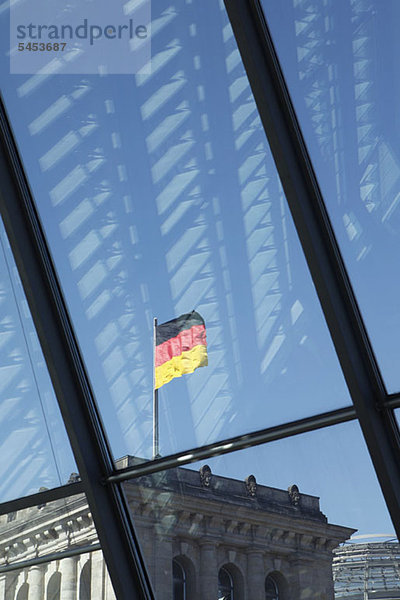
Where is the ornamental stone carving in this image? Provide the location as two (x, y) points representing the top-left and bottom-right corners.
(199, 465), (212, 487)
(288, 484), (300, 506)
(245, 475), (257, 497)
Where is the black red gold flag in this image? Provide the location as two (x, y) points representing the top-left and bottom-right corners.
(155, 311), (208, 389)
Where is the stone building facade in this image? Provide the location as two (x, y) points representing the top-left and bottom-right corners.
(0, 458), (355, 599)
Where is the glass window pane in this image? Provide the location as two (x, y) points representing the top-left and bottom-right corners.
(121, 421), (395, 598)
(218, 567), (233, 599)
(172, 559), (185, 600)
(1, 0), (352, 461)
(261, 0), (400, 392)
(265, 575), (279, 600)
(0, 216), (76, 502)
(0, 495), (113, 599)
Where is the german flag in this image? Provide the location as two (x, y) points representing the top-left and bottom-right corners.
(155, 311), (208, 389)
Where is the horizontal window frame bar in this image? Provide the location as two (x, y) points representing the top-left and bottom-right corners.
(106, 405), (356, 484)
(386, 395), (400, 409)
(0, 543), (101, 574)
(0, 481), (84, 517)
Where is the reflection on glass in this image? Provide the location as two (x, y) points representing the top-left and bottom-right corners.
(121, 455), (353, 598)
(218, 567), (234, 600)
(1, 0), (351, 461)
(0, 493), (107, 599)
(205, 421), (394, 537)
(261, 0), (400, 392)
(265, 575), (279, 600)
(0, 218), (76, 502)
(172, 559), (185, 600)
(119, 421), (394, 598)
(0, 420), (392, 599)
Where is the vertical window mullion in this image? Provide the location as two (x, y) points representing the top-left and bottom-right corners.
(0, 96), (154, 600)
(223, 0), (400, 537)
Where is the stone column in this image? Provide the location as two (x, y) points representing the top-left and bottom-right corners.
(103, 562), (116, 600)
(3, 573), (18, 599)
(247, 551), (265, 600)
(153, 535), (172, 600)
(28, 565), (44, 600)
(105, 573), (117, 600)
(0, 574), (7, 599)
(60, 557), (77, 600)
(199, 541), (218, 599)
(310, 559), (335, 600)
(90, 550), (104, 599)
(290, 558), (315, 600)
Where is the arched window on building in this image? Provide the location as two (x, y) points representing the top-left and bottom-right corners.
(173, 554), (196, 598)
(16, 583), (28, 600)
(47, 571), (61, 600)
(173, 558), (186, 600)
(79, 560), (92, 600)
(265, 574), (279, 600)
(218, 566), (234, 600)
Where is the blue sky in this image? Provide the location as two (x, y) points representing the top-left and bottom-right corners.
(0, 0), (398, 539)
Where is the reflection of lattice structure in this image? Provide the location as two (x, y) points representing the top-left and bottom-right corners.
(347, 0), (400, 224)
(220, 3), (309, 389)
(292, 0), (400, 247)
(333, 541), (400, 599)
(4, 0), (325, 460)
(293, 0), (338, 160)
(292, 0), (353, 245)
(0, 222), (73, 497)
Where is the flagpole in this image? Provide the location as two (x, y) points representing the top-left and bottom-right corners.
(153, 317), (159, 459)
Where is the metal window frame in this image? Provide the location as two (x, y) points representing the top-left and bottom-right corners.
(0, 544), (102, 575)
(222, 0), (400, 537)
(0, 482), (84, 515)
(107, 405), (357, 484)
(0, 0), (400, 596)
(0, 97), (154, 600)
